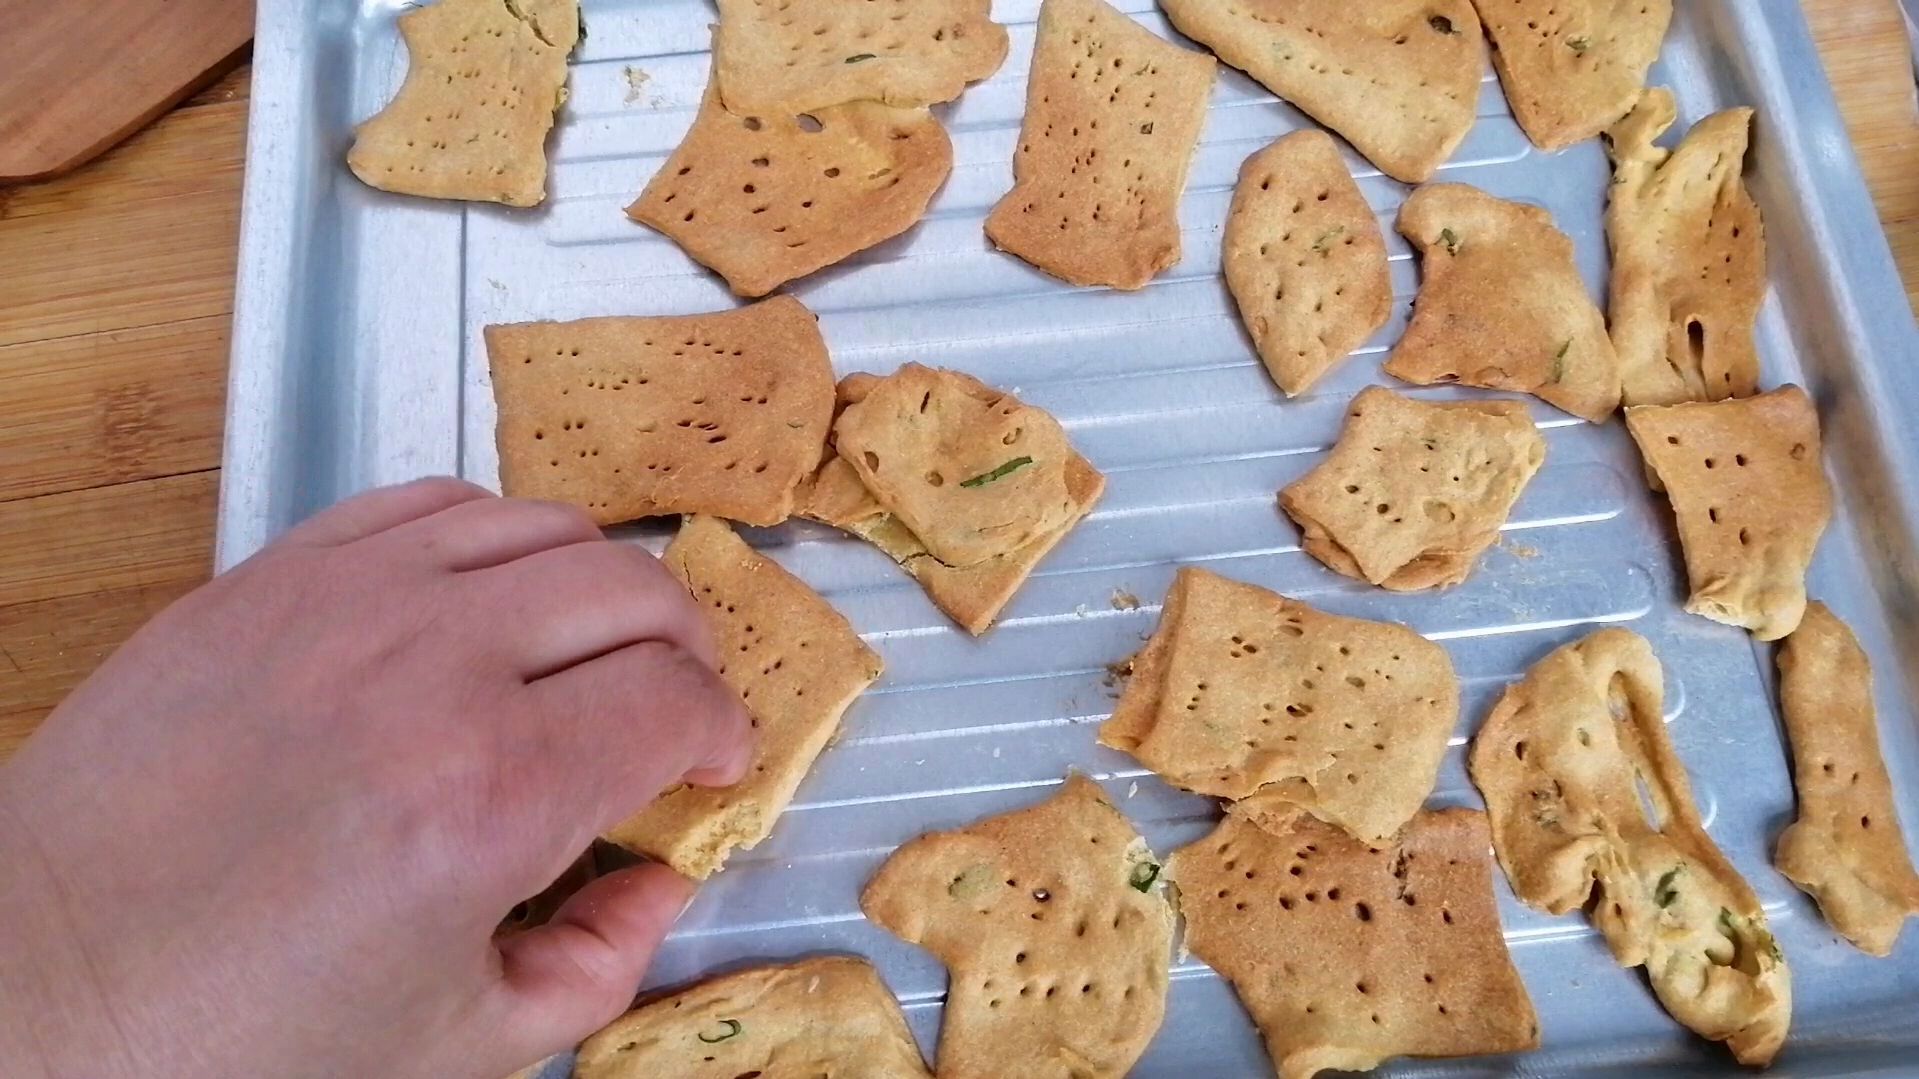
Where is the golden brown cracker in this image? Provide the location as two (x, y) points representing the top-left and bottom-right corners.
(1223, 131), (1392, 396)
(1468, 628), (1791, 1065)
(1280, 386), (1546, 591)
(605, 516), (882, 878)
(575, 956), (932, 1079)
(1606, 88), (1766, 407)
(1386, 183), (1622, 422)
(1475, 0), (1672, 150)
(861, 776), (1174, 1079)
(485, 296), (835, 527)
(1160, 0), (1482, 183)
(1098, 567), (1457, 847)
(1624, 386), (1830, 640)
(1171, 807), (1539, 1079)
(713, 0), (1008, 114)
(983, 0), (1216, 290)
(1775, 602), (1919, 956)
(628, 77), (953, 298)
(347, 0), (578, 207)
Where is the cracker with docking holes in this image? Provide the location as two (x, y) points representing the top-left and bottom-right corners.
(713, 0), (1008, 115)
(574, 956), (932, 1079)
(983, 0), (1215, 290)
(1469, 628), (1791, 1066)
(485, 295), (835, 527)
(1624, 385), (1830, 640)
(348, 0), (578, 207)
(628, 75), (953, 298)
(1606, 88), (1766, 407)
(1280, 386), (1546, 591)
(861, 776), (1174, 1079)
(1474, 0), (1672, 150)
(1159, 0), (1482, 183)
(605, 516), (882, 879)
(1223, 130), (1392, 397)
(1386, 183), (1622, 422)
(1170, 806), (1539, 1079)
(1098, 567), (1457, 847)
(1775, 602), (1919, 956)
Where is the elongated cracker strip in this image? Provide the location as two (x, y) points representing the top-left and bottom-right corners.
(1475, 0), (1672, 150)
(713, 0), (1008, 114)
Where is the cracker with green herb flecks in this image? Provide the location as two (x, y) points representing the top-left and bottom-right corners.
(861, 776), (1174, 1079)
(574, 956), (932, 1079)
(1386, 183), (1621, 422)
(713, 0), (1008, 115)
(1474, 0), (1672, 150)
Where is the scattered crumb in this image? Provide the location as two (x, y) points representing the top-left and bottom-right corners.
(486, 278), (507, 291)
(1075, 603), (1090, 618)
(1127, 780), (1139, 798)
(623, 65), (652, 104)
(1110, 588), (1141, 610)
(1502, 538), (1541, 560)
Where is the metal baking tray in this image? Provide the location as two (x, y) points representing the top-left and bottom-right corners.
(221, 1), (1919, 1074)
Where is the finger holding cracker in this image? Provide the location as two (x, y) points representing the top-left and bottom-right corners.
(1474, 0), (1673, 151)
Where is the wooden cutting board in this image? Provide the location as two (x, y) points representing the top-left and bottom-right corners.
(0, 0), (255, 183)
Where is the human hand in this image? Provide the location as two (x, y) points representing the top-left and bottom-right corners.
(0, 478), (752, 1079)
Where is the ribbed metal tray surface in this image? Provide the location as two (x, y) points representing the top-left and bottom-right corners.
(222, 1), (1919, 1074)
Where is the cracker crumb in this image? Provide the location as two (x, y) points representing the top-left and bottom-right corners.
(1111, 588), (1141, 610)
(1503, 538), (1542, 560)
(622, 65), (652, 104)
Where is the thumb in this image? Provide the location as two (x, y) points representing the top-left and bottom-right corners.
(489, 863), (694, 1065)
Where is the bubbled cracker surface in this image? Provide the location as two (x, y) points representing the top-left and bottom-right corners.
(1280, 386), (1546, 591)
(861, 776), (1174, 1079)
(1223, 130), (1392, 397)
(604, 516), (882, 879)
(1474, 0), (1672, 150)
(1624, 385), (1830, 640)
(1159, 0), (1481, 183)
(714, 0), (1008, 114)
(984, 0), (1215, 290)
(347, 0), (577, 207)
(1386, 183), (1622, 421)
(485, 295), (834, 527)
(1170, 808), (1538, 1079)
(629, 77), (952, 298)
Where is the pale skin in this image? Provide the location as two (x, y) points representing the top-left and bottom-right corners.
(0, 478), (755, 1079)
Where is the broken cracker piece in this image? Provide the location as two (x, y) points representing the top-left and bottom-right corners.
(1099, 567), (1456, 847)
(1160, 0), (1482, 183)
(1171, 806), (1539, 1079)
(1624, 385), (1830, 640)
(1469, 628), (1791, 1065)
(984, 0), (1215, 290)
(485, 295), (835, 527)
(348, 0), (578, 207)
(1606, 88), (1766, 407)
(1474, 0), (1673, 150)
(1224, 130), (1392, 396)
(713, 0), (1008, 115)
(628, 75), (953, 298)
(861, 776), (1174, 1079)
(1386, 183), (1622, 422)
(1774, 602), (1919, 956)
(1280, 386), (1546, 591)
(575, 956), (932, 1079)
(605, 516), (882, 878)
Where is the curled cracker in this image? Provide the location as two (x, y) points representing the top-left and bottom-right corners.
(714, 0), (1008, 114)
(1475, 0), (1673, 150)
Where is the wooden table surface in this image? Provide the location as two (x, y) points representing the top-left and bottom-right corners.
(1, 3), (1915, 756)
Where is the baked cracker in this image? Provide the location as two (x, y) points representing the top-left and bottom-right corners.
(347, 0), (578, 207)
(1606, 88), (1766, 406)
(1280, 386), (1546, 591)
(1774, 602), (1919, 956)
(861, 776), (1174, 1079)
(1468, 628), (1791, 1066)
(485, 295), (835, 527)
(983, 0), (1215, 290)
(1223, 131), (1393, 396)
(575, 956), (932, 1079)
(605, 516), (882, 878)
(1623, 385), (1830, 640)
(1386, 183), (1622, 421)
(1159, 0), (1482, 183)
(1475, 0), (1673, 150)
(1098, 567), (1457, 847)
(628, 75), (953, 298)
(1171, 806), (1539, 1079)
(713, 0), (1008, 114)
